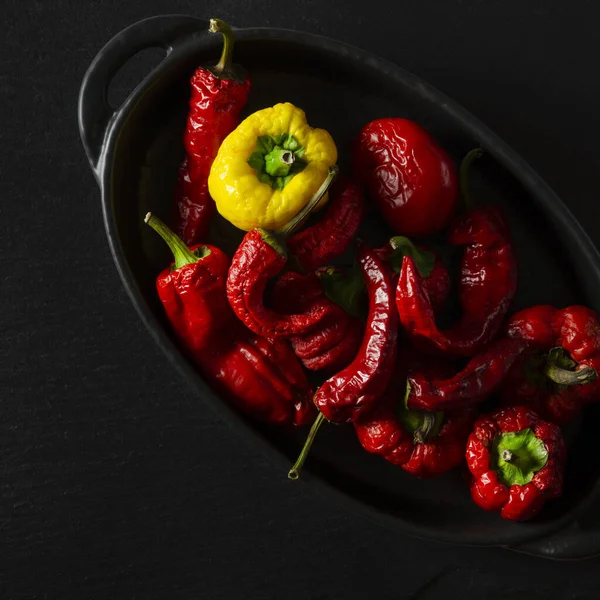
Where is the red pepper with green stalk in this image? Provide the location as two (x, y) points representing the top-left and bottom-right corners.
(172, 18), (251, 245)
(355, 349), (475, 478)
(397, 149), (518, 357)
(227, 166), (340, 338)
(352, 118), (459, 237)
(144, 213), (314, 426)
(499, 305), (600, 424)
(288, 242), (398, 478)
(270, 267), (364, 372)
(466, 406), (566, 521)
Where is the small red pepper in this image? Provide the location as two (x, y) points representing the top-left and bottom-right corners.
(355, 350), (475, 478)
(466, 406), (566, 521)
(227, 166), (339, 338)
(499, 305), (600, 424)
(145, 213), (314, 426)
(286, 177), (365, 273)
(405, 338), (528, 411)
(352, 118), (458, 237)
(270, 269), (364, 372)
(397, 150), (518, 357)
(172, 19), (251, 245)
(373, 237), (450, 314)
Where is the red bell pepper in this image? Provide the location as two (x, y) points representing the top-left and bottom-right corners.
(500, 305), (600, 424)
(466, 406), (566, 521)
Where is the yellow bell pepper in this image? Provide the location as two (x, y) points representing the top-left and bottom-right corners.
(208, 102), (338, 231)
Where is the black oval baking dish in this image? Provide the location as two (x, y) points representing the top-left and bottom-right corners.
(78, 14), (600, 559)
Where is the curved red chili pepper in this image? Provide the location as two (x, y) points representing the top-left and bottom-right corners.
(466, 406), (565, 521)
(287, 177), (365, 273)
(499, 305), (600, 424)
(405, 337), (528, 411)
(172, 19), (251, 245)
(314, 242), (398, 423)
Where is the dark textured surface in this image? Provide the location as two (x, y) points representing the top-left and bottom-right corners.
(3, 0), (600, 597)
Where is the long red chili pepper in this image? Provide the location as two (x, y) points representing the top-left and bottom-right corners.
(397, 150), (518, 357)
(227, 166), (339, 338)
(286, 177), (365, 273)
(405, 337), (528, 411)
(288, 242), (398, 479)
(145, 213), (314, 426)
(171, 19), (251, 245)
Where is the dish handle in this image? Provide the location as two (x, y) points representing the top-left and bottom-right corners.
(77, 14), (205, 174)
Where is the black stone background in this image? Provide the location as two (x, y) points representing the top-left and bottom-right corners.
(3, 0), (600, 597)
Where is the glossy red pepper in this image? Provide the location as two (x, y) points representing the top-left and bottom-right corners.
(145, 213), (314, 426)
(373, 237), (450, 314)
(355, 350), (475, 478)
(466, 406), (566, 521)
(500, 305), (600, 424)
(227, 166), (339, 338)
(287, 177), (365, 273)
(270, 270), (363, 372)
(313, 242), (398, 423)
(352, 118), (458, 237)
(397, 151), (518, 357)
(171, 19), (251, 245)
(405, 338), (528, 411)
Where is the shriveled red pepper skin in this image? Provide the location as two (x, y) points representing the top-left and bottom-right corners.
(406, 338), (528, 411)
(155, 243), (314, 426)
(314, 243), (398, 423)
(270, 271), (363, 372)
(466, 406), (565, 521)
(397, 206), (517, 357)
(227, 230), (334, 337)
(172, 66), (251, 245)
(355, 352), (475, 477)
(287, 178), (365, 273)
(373, 242), (450, 314)
(500, 305), (600, 424)
(352, 118), (458, 237)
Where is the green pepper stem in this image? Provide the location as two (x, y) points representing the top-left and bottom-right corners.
(459, 148), (484, 211)
(144, 212), (199, 269)
(278, 165), (339, 238)
(264, 146), (295, 177)
(209, 18), (234, 76)
(288, 412), (326, 480)
(413, 413), (437, 444)
(543, 363), (598, 386)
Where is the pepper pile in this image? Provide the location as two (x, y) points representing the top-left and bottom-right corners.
(144, 18), (600, 524)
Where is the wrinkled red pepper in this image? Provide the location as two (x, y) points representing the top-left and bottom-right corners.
(500, 305), (600, 424)
(352, 118), (458, 237)
(405, 338), (528, 411)
(270, 269), (363, 372)
(466, 406), (566, 521)
(172, 19), (251, 245)
(397, 151), (518, 357)
(355, 350), (475, 478)
(373, 237), (450, 314)
(145, 213), (314, 426)
(287, 177), (365, 273)
(227, 166), (339, 338)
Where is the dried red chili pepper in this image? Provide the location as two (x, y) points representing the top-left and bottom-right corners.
(352, 118), (458, 237)
(355, 350), (475, 478)
(286, 177), (365, 273)
(288, 242), (398, 478)
(270, 268), (364, 372)
(499, 305), (600, 424)
(172, 19), (251, 245)
(373, 237), (450, 314)
(466, 406), (566, 521)
(227, 166), (339, 338)
(145, 213), (314, 426)
(405, 338), (528, 411)
(397, 150), (518, 357)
